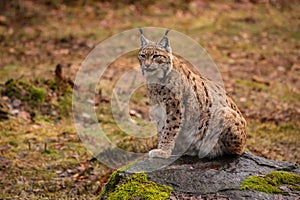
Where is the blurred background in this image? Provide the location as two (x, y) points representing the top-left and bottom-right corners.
(0, 0), (299, 198)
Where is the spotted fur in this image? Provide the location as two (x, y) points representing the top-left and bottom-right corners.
(138, 29), (246, 159)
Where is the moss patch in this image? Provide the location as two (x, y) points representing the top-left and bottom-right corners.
(2, 79), (46, 107)
(99, 169), (121, 198)
(241, 171), (300, 195)
(98, 162), (138, 198)
(105, 172), (172, 200)
(235, 78), (268, 92)
(0, 78), (73, 120)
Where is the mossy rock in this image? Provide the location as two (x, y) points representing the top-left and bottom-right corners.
(99, 170), (172, 200)
(241, 170), (300, 195)
(104, 153), (300, 199)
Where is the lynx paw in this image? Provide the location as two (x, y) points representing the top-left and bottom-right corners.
(149, 149), (171, 158)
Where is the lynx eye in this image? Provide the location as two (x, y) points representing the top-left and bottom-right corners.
(152, 54), (161, 59)
(139, 54), (146, 59)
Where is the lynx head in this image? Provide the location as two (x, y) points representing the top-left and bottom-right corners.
(138, 29), (173, 81)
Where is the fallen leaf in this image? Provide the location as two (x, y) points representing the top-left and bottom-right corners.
(17, 111), (31, 121)
(252, 75), (270, 85)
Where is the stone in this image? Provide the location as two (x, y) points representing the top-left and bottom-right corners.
(100, 153), (300, 200)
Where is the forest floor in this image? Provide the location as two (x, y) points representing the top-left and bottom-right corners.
(0, 0), (299, 199)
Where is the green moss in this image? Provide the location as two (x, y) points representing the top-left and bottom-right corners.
(8, 140), (18, 147)
(98, 162), (138, 198)
(57, 93), (72, 116)
(290, 185), (300, 190)
(34, 115), (53, 123)
(247, 121), (300, 158)
(99, 170), (120, 198)
(49, 79), (73, 116)
(290, 31), (300, 40)
(98, 162), (173, 200)
(41, 148), (58, 155)
(0, 63), (25, 83)
(43, 79), (73, 117)
(47, 79), (60, 91)
(2, 79), (46, 106)
(278, 88), (300, 103)
(0, 78), (75, 119)
(106, 172), (172, 200)
(235, 79), (268, 91)
(241, 171), (300, 195)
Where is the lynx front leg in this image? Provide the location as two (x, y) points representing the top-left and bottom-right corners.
(149, 127), (177, 158)
(148, 143), (174, 158)
(149, 99), (182, 159)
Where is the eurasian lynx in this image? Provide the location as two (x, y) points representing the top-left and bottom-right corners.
(138, 29), (246, 159)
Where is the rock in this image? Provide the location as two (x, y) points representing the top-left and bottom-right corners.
(12, 99), (21, 107)
(99, 153), (300, 200)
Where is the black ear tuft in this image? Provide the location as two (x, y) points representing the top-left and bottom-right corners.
(139, 27), (143, 35)
(164, 29), (170, 36)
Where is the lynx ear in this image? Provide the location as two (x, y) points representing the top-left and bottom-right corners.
(139, 28), (149, 48)
(158, 30), (171, 52)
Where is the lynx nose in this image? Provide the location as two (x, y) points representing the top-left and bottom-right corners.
(145, 64), (151, 68)
(145, 60), (151, 68)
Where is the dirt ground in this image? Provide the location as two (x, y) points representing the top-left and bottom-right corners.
(0, 0), (299, 198)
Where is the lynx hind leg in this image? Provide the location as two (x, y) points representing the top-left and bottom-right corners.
(220, 108), (247, 155)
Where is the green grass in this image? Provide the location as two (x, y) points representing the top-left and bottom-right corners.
(235, 79), (268, 91)
(246, 121), (300, 163)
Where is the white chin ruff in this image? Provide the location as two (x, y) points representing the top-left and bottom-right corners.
(145, 69), (164, 80)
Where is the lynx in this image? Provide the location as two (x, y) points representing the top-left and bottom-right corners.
(138, 29), (246, 159)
